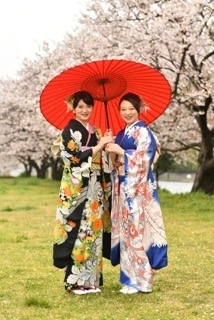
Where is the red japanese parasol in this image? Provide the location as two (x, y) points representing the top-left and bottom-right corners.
(40, 59), (171, 135)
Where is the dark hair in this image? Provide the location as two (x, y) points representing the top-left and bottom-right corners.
(119, 92), (143, 114)
(65, 91), (94, 109)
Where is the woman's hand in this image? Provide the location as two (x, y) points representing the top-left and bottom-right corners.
(99, 135), (113, 148)
(92, 135), (113, 155)
(105, 143), (124, 156)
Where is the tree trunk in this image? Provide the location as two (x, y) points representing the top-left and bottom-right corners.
(192, 159), (214, 194)
(18, 157), (32, 176)
(38, 156), (55, 179)
(50, 157), (63, 180)
(28, 156), (50, 178)
(191, 96), (214, 194)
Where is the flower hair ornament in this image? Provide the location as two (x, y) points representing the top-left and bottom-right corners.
(65, 94), (75, 112)
(140, 96), (150, 113)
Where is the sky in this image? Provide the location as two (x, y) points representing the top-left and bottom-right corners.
(0, 0), (86, 78)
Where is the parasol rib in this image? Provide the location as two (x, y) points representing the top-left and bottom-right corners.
(99, 78), (110, 129)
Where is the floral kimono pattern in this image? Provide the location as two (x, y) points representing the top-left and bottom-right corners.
(111, 121), (167, 293)
(53, 119), (111, 290)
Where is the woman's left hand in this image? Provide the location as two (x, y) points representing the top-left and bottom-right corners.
(106, 143), (124, 156)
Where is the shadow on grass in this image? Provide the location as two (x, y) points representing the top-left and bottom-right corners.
(24, 297), (51, 309)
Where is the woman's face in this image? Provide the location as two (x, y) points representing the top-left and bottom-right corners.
(74, 99), (93, 124)
(119, 100), (139, 126)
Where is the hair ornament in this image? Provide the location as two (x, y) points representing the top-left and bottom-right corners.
(65, 94), (75, 112)
(140, 96), (150, 113)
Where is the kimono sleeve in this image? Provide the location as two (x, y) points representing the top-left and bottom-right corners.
(123, 127), (156, 195)
(61, 124), (92, 166)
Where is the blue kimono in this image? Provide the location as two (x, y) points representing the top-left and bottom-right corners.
(111, 120), (168, 292)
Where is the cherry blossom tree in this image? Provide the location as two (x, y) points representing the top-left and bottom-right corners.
(0, 45), (61, 177)
(77, 0), (214, 193)
(0, 40), (87, 178)
(0, 0), (213, 194)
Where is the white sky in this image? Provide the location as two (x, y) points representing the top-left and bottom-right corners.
(0, 0), (86, 78)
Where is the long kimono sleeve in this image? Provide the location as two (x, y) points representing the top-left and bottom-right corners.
(122, 127), (157, 203)
(61, 125), (92, 167)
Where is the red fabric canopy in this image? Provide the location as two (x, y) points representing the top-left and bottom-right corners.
(40, 59), (171, 135)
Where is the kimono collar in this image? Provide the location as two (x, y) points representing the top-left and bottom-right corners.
(124, 121), (140, 134)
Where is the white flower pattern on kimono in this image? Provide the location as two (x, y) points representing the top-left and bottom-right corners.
(56, 208), (69, 223)
(64, 224), (73, 232)
(72, 160), (91, 180)
(70, 129), (82, 145)
(82, 260), (99, 284)
(93, 237), (102, 255)
(61, 153), (71, 165)
(87, 180), (103, 202)
(67, 265), (85, 286)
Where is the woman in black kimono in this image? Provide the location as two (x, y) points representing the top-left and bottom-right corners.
(52, 91), (112, 295)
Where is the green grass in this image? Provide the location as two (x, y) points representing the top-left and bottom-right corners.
(0, 177), (213, 320)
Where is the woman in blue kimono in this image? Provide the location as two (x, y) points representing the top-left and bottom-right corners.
(106, 92), (168, 294)
(52, 91), (112, 295)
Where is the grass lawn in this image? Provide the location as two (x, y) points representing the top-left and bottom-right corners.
(0, 177), (213, 320)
